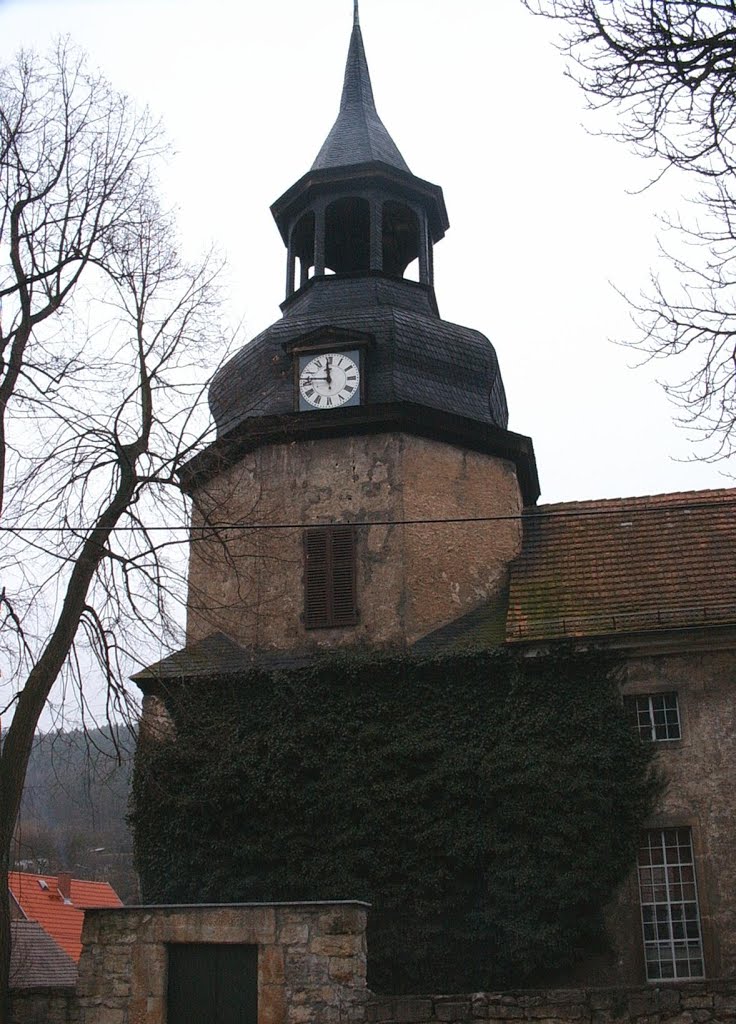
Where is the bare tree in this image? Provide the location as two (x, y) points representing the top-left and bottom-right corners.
(522, 0), (736, 459)
(0, 41), (226, 1019)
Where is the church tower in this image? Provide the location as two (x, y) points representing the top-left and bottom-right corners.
(179, 4), (539, 658)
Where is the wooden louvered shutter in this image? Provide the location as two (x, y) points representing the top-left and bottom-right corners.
(304, 526), (358, 628)
(330, 526), (358, 626)
(304, 528), (330, 628)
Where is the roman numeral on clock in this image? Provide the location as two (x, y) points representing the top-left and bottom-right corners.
(299, 351), (360, 409)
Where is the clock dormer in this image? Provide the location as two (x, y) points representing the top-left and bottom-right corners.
(285, 327), (372, 413)
(297, 351), (362, 411)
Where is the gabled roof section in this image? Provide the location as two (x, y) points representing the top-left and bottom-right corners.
(312, 6), (410, 173)
(132, 631), (313, 688)
(413, 582), (511, 655)
(132, 631), (251, 682)
(8, 871), (122, 962)
(10, 921), (77, 990)
(506, 488), (736, 643)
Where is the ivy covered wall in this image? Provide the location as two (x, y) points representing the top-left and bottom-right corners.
(131, 648), (657, 993)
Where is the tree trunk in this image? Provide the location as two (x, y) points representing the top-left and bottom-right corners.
(0, 850), (10, 1024)
(0, 464), (139, 1022)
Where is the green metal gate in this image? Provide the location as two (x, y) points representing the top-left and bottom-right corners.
(167, 943), (258, 1024)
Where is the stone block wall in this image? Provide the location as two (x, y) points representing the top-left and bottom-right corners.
(619, 648), (736, 981)
(366, 982), (736, 1024)
(9, 987), (79, 1024)
(76, 901), (368, 1024)
(186, 433), (522, 653)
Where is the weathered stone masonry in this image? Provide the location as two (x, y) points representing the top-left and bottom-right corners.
(186, 433), (523, 654)
(76, 902), (368, 1024)
(13, 905), (736, 1023)
(366, 982), (736, 1024)
(9, 988), (79, 1024)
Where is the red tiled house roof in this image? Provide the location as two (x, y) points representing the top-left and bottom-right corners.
(9, 871), (122, 961)
(506, 488), (736, 643)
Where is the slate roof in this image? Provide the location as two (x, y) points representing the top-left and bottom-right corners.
(311, 5), (410, 173)
(132, 632), (312, 686)
(9, 871), (123, 962)
(10, 921), (77, 990)
(209, 276), (508, 438)
(210, 9), (507, 450)
(506, 488), (736, 642)
(412, 585), (511, 655)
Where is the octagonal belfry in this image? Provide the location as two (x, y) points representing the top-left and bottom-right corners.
(139, 3), (538, 676)
(207, 2), (518, 445)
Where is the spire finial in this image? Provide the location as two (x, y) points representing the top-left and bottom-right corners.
(310, 0), (410, 173)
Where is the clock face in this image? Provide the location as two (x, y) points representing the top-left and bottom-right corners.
(299, 352), (361, 410)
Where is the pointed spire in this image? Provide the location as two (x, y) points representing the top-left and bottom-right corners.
(311, 5), (410, 173)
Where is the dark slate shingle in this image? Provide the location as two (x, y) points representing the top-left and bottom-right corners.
(10, 921), (77, 990)
(209, 277), (509, 439)
(132, 632), (314, 684)
(311, 17), (410, 174)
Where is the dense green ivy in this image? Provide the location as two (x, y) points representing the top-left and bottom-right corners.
(131, 647), (657, 992)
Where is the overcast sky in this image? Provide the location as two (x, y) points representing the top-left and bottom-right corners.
(1, 0), (731, 506)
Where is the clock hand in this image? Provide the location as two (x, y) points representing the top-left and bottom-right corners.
(325, 356), (332, 386)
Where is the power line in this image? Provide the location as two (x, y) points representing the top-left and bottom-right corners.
(0, 496), (734, 534)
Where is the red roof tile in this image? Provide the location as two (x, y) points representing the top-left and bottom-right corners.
(506, 488), (736, 642)
(8, 871), (122, 962)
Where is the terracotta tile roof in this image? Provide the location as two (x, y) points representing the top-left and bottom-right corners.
(10, 920), (77, 990)
(506, 488), (736, 643)
(9, 871), (122, 962)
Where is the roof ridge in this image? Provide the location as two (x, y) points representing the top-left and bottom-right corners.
(530, 486), (736, 513)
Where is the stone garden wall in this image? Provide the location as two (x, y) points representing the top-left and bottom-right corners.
(14, 903), (736, 1024)
(76, 901), (368, 1024)
(11, 978), (736, 1024)
(366, 982), (736, 1024)
(9, 987), (78, 1024)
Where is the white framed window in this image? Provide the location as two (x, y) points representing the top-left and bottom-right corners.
(625, 692), (681, 742)
(637, 828), (704, 981)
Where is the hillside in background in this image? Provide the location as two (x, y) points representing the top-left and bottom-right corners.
(11, 725), (138, 903)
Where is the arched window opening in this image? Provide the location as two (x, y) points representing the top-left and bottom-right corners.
(382, 202), (420, 278)
(292, 211), (315, 288)
(325, 197), (370, 274)
(403, 257), (420, 282)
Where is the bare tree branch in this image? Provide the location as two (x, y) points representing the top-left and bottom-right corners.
(522, 0), (736, 459)
(0, 42), (232, 1020)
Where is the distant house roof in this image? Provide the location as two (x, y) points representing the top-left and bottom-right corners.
(10, 920), (77, 990)
(506, 488), (736, 643)
(9, 871), (122, 962)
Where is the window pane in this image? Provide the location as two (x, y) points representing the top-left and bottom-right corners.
(637, 828), (704, 981)
(625, 693), (680, 741)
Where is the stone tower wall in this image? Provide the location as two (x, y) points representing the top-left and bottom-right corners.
(186, 432), (523, 653)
